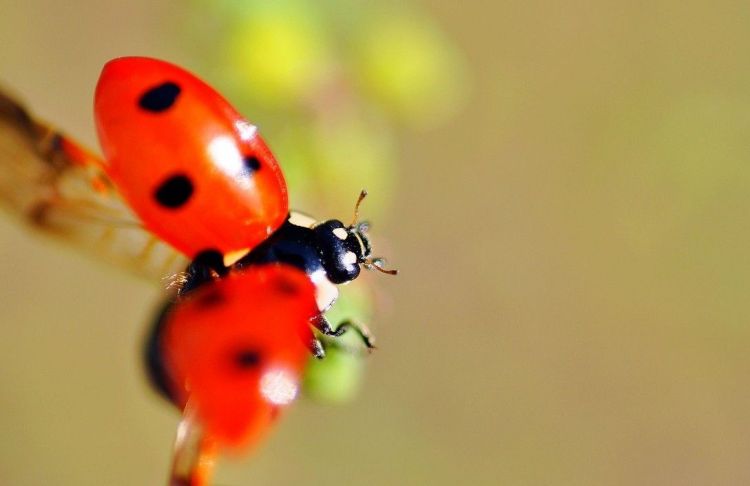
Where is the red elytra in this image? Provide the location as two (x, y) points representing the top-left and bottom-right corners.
(159, 264), (318, 450)
(95, 57), (288, 259)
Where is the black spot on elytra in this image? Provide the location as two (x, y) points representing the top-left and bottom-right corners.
(235, 350), (261, 369)
(242, 155), (261, 175)
(154, 174), (193, 209)
(195, 289), (225, 309)
(272, 276), (299, 296)
(138, 82), (181, 112)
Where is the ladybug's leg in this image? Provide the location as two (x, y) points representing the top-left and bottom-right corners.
(313, 315), (376, 350)
(331, 320), (376, 350)
(309, 337), (326, 360)
(309, 333), (371, 360)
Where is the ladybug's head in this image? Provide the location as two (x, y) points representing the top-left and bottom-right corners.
(313, 190), (398, 285)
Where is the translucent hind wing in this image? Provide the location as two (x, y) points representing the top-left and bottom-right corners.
(0, 88), (188, 280)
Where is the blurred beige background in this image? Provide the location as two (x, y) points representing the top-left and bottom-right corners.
(2, 1), (750, 485)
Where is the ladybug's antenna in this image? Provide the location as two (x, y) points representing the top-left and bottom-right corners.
(349, 190), (398, 275)
(364, 257), (399, 276)
(349, 189), (368, 227)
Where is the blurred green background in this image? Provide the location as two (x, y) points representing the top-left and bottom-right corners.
(2, 1), (750, 485)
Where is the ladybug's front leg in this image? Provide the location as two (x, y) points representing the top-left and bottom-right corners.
(312, 315), (376, 351)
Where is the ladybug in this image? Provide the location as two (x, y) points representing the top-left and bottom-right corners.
(0, 57), (397, 451)
(93, 57), (395, 356)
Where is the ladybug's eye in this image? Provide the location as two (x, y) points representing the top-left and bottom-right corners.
(138, 81), (181, 112)
(235, 350), (262, 369)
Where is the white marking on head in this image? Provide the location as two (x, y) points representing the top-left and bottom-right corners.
(333, 227), (348, 240)
(259, 368), (299, 406)
(343, 251), (357, 265)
